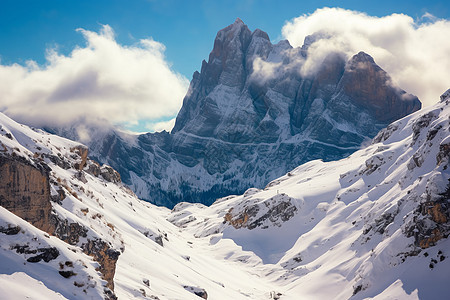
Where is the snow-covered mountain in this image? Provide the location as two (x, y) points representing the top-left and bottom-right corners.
(0, 85), (448, 299)
(0, 108), (281, 299)
(170, 89), (450, 298)
(53, 19), (420, 208)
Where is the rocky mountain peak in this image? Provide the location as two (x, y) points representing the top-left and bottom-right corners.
(210, 19), (251, 59)
(350, 51), (376, 64)
(275, 39), (292, 49)
(233, 17), (244, 25)
(441, 88), (450, 102)
(208, 19), (272, 64)
(340, 51), (421, 123)
(57, 20), (422, 208)
(344, 51), (380, 76)
(301, 32), (331, 51)
(251, 28), (270, 41)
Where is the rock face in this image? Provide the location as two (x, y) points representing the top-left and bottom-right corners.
(82, 239), (121, 292)
(0, 127), (121, 297)
(59, 19), (421, 207)
(0, 156), (55, 234)
(53, 217), (121, 292)
(72, 145), (89, 171)
(224, 193), (299, 230)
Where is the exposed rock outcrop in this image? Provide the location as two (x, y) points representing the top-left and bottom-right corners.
(0, 156), (56, 234)
(100, 165), (121, 184)
(71, 145), (89, 171)
(224, 193), (299, 230)
(409, 180), (450, 249)
(54, 219), (88, 245)
(82, 238), (121, 291)
(0, 224), (21, 235)
(0, 147), (120, 297)
(183, 285), (208, 299)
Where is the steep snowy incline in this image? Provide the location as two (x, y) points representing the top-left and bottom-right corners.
(0, 111), (286, 299)
(169, 89), (450, 299)
(0, 89), (447, 299)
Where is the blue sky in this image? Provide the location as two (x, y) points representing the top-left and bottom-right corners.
(1, 0), (448, 79)
(0, 1), (449, 134)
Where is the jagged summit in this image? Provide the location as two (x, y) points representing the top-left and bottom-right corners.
(301, 32), (331, 51)
(214, 18), (250, 45)
(234, 17), (244, 25)
(52, 20), (421, 207)
(251, 28), (270, 40)
(342, 51), (420, 123)
(351, 51), (376, 63)
(209, 19), (271, 67)
(441, 88), (450, 102)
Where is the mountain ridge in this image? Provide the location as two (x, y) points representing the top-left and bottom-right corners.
(0, 88), (448, 299)
(50, 20), (420, 207)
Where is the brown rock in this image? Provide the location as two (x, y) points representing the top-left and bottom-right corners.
(437, 143), (450, 167)
(341, 52), (421, 123)
(100, 165), (121, 183)
(0, 152), (121, 296)
(428, 203), (448, 224)
(71, 145), (89, 171)
(0, 156), (55, 233)
(419, 228), (443, 249)
(82, 239), (120, 291)
(414, 198), (450, 249)
(224, 208), (249, 229)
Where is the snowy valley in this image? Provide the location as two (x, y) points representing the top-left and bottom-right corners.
(0, 81), (449, 299)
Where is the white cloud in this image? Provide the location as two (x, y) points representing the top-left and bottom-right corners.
(250, 57), (282, 83)
(145, 118), (176, 133)
(282, 7), (450, 107)
(0, 25), (189, 132)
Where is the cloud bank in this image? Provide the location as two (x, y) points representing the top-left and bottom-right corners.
(0, 25), (189, 135)
(282, 7), (450, 107)
(145, 118), (176, 133)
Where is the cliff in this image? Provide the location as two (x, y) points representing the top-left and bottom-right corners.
(78, 19), (420, 207)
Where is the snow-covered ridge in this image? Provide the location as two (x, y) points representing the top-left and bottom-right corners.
(169, 90), (450, 299)
(0, 90), (449, 299)
(0, 111), (290, 299)
(58, 19), (421, 208)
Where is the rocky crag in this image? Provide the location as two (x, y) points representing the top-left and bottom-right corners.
(0, 119), (123, 299)
(55, 19), (420, 207)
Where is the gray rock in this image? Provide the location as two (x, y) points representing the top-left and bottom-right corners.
(52, 20), (421, 208)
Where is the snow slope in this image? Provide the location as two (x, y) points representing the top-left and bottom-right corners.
(0, 89), (449, 299)
(169, 90), (450, 299)
(0, 109), (281, 299)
